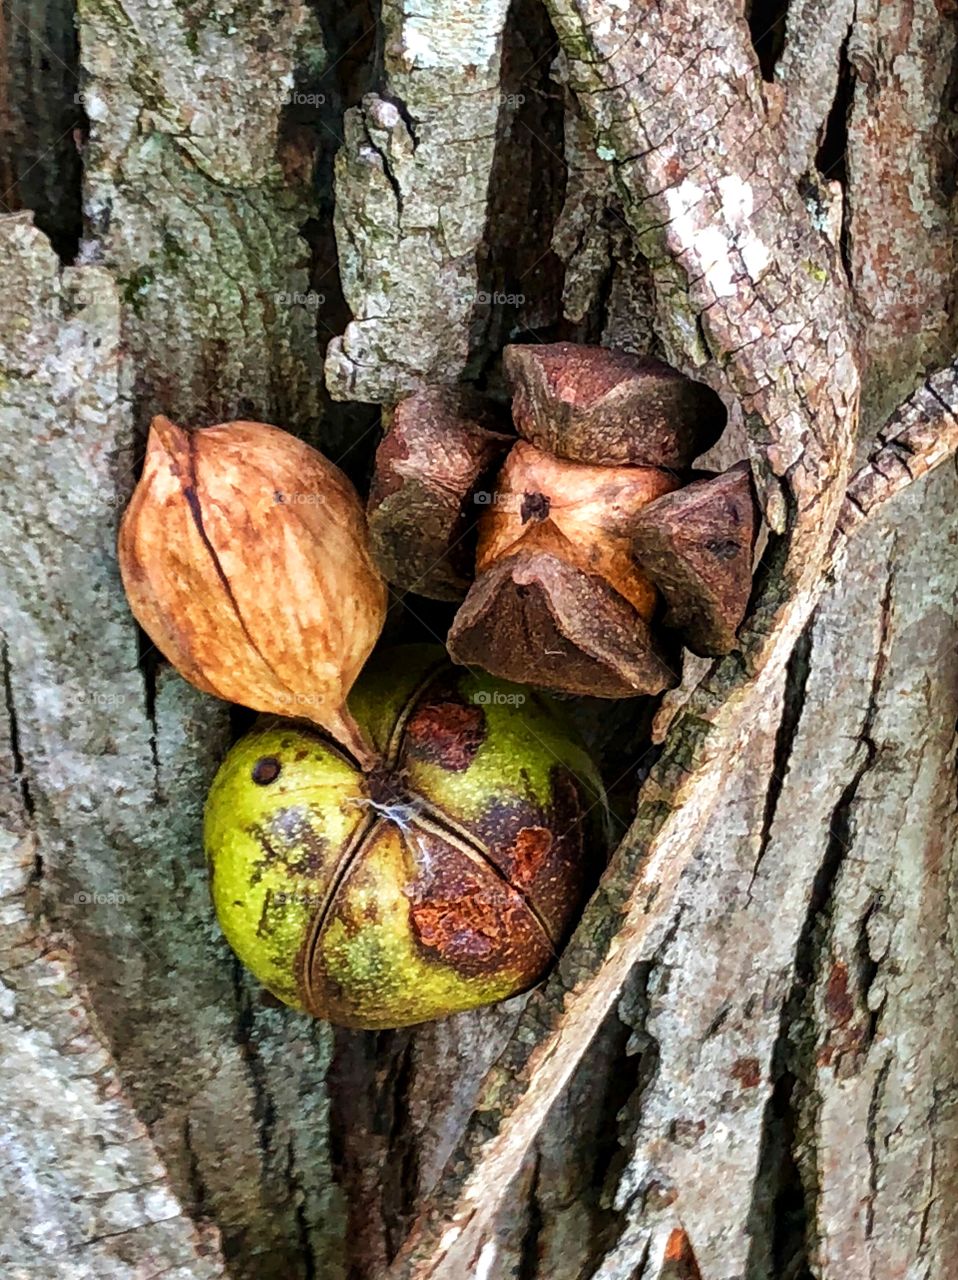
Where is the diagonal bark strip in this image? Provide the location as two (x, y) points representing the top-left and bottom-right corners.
(835, 358), (958, 543)
(388, 0), (861, 1272)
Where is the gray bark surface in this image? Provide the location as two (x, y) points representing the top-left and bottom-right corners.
(1, 2), (956, 1279)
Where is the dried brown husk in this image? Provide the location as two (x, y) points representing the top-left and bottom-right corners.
(448, 441), (682, 697)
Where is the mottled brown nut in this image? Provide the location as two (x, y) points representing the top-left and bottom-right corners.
(118, 416), (386, 767)
(631, 462), (758, 656)
(503, 342), (726, 468)
(367, 388), (513, 600)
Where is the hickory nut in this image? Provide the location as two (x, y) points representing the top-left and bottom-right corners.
(205, 647), (607, 1029)
(119, 416), (387, 766)
(367, 387), (513, 601)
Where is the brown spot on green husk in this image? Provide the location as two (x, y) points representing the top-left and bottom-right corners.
(246, 806), (330, 885)
(401, 827), (550, 980)
(404, 700), (486, 771)
(409, 887), (503, 963)
(505, 827), (554, 888)
(473, 766), (595, 943)
(251, 755), (282, 785)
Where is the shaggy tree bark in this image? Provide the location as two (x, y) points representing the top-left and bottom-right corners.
(1, 2), (956, 1279)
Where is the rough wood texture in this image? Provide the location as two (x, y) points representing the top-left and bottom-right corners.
(776, 0), (855, 177)
(0, 2), (351, 1262)
(325, 0), (513, 401)
(844, 0), (958, 425)
(79, 0), (327, 438)
(3, 0), (958, 1277)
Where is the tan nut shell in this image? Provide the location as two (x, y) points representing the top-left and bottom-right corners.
(118, 416), (387, 765)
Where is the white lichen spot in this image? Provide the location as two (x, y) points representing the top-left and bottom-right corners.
(0, 981), (15, 1018)
(718, 174), (770, 282)
(403, 24), (435, 66)
(741, 237), (771, 280)
(400, 2), (511, 70)
(81, 91), (110, 124)
(665, 180), (735, 298)
(596, 145), (616, 161)
(440, 1227), (462, 1251)
(719, 174), (752, 223)
(475, 1241), (498, 1280)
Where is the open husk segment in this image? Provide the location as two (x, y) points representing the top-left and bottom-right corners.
(449, 441), (682, 697)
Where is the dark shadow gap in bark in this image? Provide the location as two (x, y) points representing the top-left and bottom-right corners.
(594, 958), (660, 1213)
(293, 1152), (320, 1280)
(934, 28), (958, 209)
(590, 208), (623, 344)
(815, 32), (854, 282)
(589, 926), (687, 1270)
(745, 1068), (813, 1280)
(747, 0), (789, 82)
(746, 594), (887, 1278)
(136, 626), (161, 794)
(0, 0), (84, 262)
(231, 957), (280, 1169)
(328, 1025), (411, 1278)
(182, 1115), (212, 1227)
(381, 1033), (420, 1260)
(517, 1152), (544, 1280)
(747, 624), (813, 900)
(1, 632), (35, 819)
(290, 1), (382, 472)
(468, 0), (569, 394)
(291, 1134), (320, 1280)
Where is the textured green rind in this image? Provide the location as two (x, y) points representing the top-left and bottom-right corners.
(204, 726), (363, 1007)
(404, 665), (606, 827)
(311, 823), (542, 1030)
(205, 649), (606, 1027)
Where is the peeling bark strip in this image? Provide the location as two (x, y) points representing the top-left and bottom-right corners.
(388, 0), (861, 1271)
(775, 0), (855, 177)
(325, 0), (513, 401)
(836, 358), (958, 540)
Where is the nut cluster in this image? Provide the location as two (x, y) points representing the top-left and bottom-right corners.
(367, 342), (758, 697)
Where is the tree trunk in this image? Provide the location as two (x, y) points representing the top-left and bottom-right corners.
(1, 2), (955, 1279)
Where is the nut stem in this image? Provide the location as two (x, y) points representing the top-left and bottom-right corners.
(325, 704), (381, 772)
